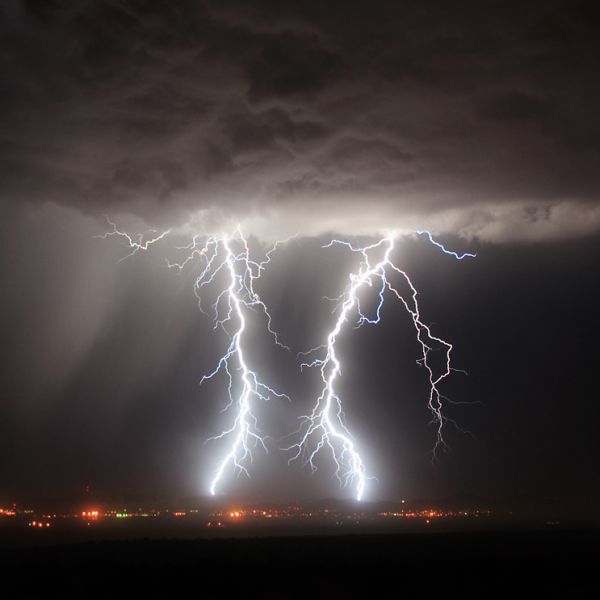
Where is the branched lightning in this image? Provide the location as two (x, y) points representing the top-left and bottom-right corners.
(94, 216), (171, 261)
(98, 217), (473, 501)
(288, 232), (475, 501)
(98, 219), (289, 497)
(167, 229), (290, 496)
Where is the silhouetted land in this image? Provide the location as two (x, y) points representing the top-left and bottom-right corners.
(1, 527), (598, 597)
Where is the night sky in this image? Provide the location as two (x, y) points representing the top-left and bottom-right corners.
(1, 0), (599, 505)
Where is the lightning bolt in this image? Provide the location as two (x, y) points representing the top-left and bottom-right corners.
(94, 216), (171, 260)
(416, 230), (477, 260)
(168, 229), (290, 496)
(288, 232), (475, 501)
(98, 219), (290, 497)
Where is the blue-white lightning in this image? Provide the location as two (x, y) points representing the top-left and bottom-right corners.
(98, 219), (289, 497)
(95, 216), (171, 260)
(288, 232), (475, 501)
(416, 230), (477, 260)
(168, 229), (290, 496)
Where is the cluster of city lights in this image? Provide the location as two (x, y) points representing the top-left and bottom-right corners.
(0, 501), (496, 533)
(28, 520), (51, 528)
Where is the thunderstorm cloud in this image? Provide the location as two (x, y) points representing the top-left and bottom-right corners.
(2, 1), (600, 504)
(2, 0), (600, 241)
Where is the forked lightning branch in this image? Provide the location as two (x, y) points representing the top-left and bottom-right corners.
(288, 234), (474, 500)
(167, 231), (290, 496)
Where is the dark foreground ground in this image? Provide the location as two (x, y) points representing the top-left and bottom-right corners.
(1, 527), (598, 598)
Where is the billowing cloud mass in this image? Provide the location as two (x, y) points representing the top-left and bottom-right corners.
(2, 0), (600, 241)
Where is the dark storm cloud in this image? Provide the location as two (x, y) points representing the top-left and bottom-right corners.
(1, 0), (600, 240)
